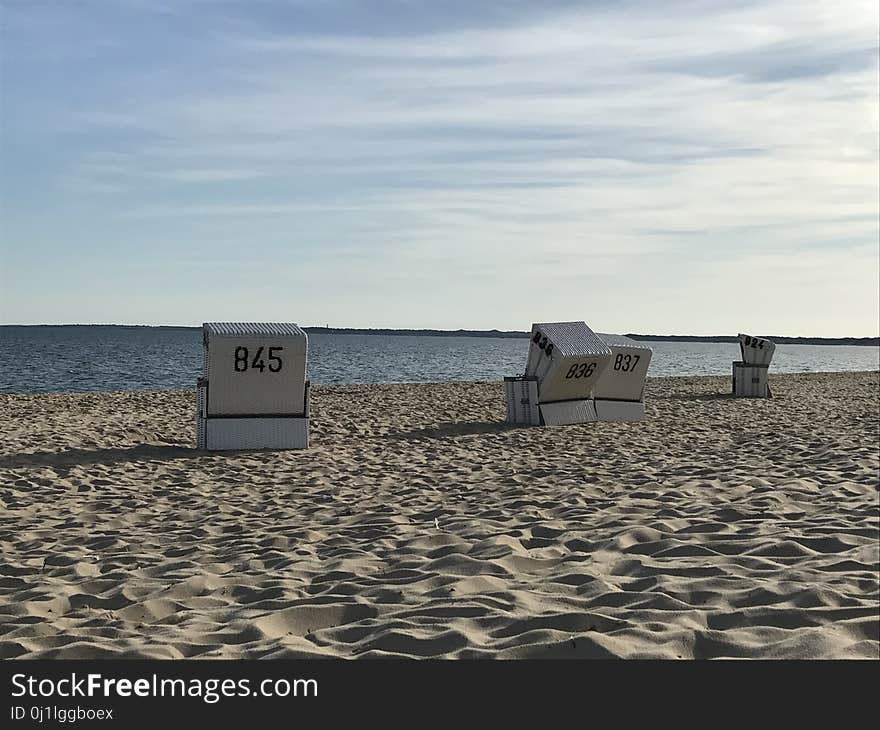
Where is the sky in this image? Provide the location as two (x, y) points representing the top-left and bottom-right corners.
(0, 0), (878, 336)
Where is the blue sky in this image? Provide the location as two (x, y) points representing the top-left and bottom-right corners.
(1, 0), (878, 335)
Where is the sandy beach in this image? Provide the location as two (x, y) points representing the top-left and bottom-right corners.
(0, 372), (877, 659)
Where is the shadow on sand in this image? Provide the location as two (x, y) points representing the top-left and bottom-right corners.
(387, 420), (520, 442)
(666, 392), (738, 402)
(4, 422), (525, 468)
(1, 443), (204, 470)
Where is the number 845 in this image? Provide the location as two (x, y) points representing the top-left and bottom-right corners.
(234, 346), (283, 372)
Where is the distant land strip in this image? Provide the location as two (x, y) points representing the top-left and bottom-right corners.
(302, 327), (880, 346)
(2, 324), (878, 346)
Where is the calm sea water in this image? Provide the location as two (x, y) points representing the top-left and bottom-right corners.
(0, 326), (877, 394)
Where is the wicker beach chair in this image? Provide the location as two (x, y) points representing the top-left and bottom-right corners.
(196, 322), (310, 449)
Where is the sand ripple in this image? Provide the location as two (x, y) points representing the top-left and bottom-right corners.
(0, 373), (877, 659)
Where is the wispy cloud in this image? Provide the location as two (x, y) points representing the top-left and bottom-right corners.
(1, 0), (877, 333)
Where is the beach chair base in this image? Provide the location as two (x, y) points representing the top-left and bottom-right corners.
(503, 376), (604, 427)
(594, 399), (645, 422)
(732, 362), (770, 398)
(198, 415), (309, 450)
(539, 399), (598, 426)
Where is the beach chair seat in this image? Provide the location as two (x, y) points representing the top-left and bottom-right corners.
(732, 362), (771, 398)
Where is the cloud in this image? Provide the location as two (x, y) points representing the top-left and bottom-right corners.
(2, 0), (877, 332)
(655, 42), (878, 83)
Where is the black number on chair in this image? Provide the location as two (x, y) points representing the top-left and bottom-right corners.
(268, 347), (284, 372)
(613, 353), (641, 372)
(234, 345), (283, 372)
(566, 362), (597, 379)
(234, 347), (248, 372)
(534, 331), (554, 355)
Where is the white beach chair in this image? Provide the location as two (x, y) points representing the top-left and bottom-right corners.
(506, 321), (612, 426)
(732, 333), (775, 398)
(196, 322), (310, 449)
(593, 333), (653, 421)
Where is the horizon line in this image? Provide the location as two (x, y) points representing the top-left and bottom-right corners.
(1, 323), (878, 344)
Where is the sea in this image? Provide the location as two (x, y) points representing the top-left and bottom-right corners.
(1, 326), (877, 394)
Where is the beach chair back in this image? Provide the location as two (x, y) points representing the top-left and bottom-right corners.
(737, 333), (775, 366)
(525, 321), (612, 404)
(202, 322), (308, 416)
(593, 333), (653, 402)
(589, 333), (653, 420)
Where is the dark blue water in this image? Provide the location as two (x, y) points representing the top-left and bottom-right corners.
(0, 326), (877, 394)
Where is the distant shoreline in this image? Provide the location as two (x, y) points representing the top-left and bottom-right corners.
(2, 324), (878, 346)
